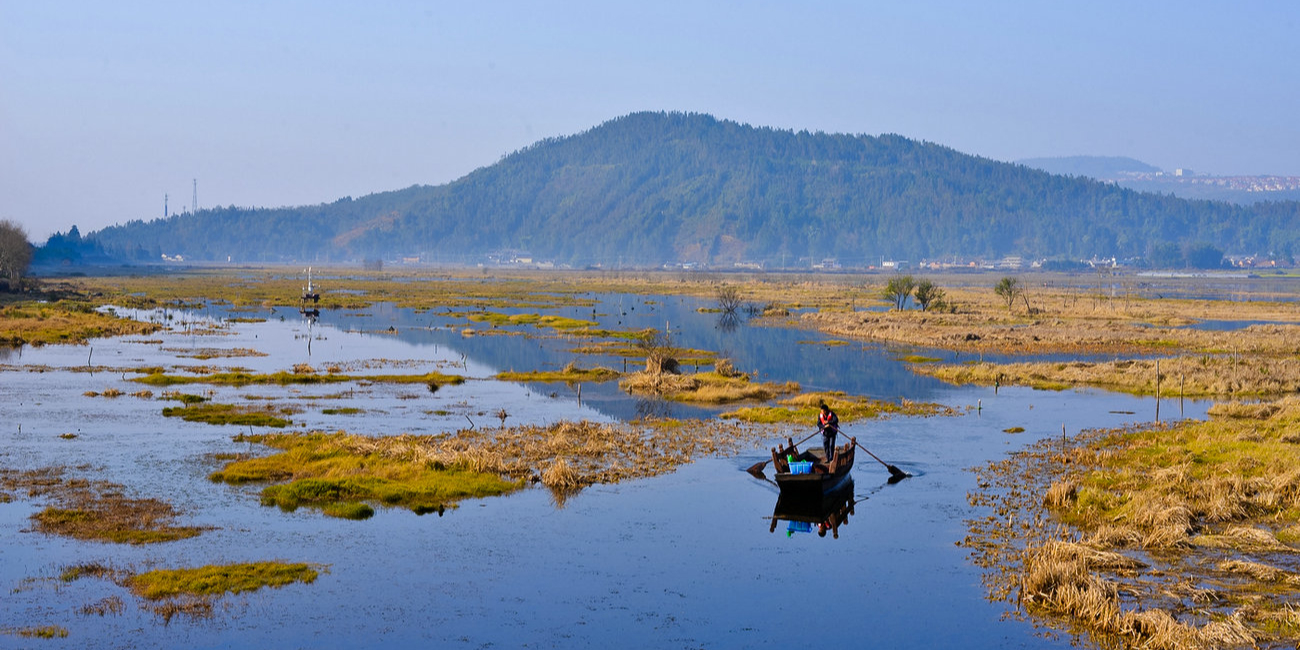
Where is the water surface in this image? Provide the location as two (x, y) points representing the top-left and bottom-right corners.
(0, 294), (1208, 649)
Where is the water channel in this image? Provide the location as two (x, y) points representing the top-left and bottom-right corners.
(0, 291), (1211, 649)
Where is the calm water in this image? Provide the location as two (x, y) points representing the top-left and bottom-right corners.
(0, 293), (1209, 649)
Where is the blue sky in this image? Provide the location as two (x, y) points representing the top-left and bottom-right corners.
(3, 1), (1299, 241)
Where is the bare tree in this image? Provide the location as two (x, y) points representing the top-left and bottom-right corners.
(715, 283), (743, 314)
(0, 220), (33, 292)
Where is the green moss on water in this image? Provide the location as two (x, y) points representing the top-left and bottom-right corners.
(162, 403), (293, 428)
(721, 391), (959, 423)
(322, 407), (363, 415)
(496, 366), (620, 383)
(134, 370), (465, 388)
(127, 562), (319, 600)
(13, 626), (69, 639)
(321, 501), (375, 519)
(165, 393), (208, 404)
(899, 354), (941, 364)
(210, 432), (522, 516)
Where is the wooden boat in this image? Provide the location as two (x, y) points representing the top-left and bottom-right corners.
(769, 435), (856, 495)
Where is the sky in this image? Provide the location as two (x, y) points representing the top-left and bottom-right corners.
(3, 1), (1299, 242)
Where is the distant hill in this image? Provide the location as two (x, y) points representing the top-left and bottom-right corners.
(1016, 156), (1162, 178)
(72, 112), (1300, 267)
(1018, 155), (1300, 206)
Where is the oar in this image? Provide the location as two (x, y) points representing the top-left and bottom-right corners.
(852, 439), (909, 481)
(747, 430), (820, 475)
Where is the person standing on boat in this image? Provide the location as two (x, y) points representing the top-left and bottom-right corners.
(817, 401), (840, 464)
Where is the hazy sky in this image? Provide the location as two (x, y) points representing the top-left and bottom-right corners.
(3, 1), (1299, 241)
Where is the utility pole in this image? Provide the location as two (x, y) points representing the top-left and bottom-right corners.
(164, 194), (168, 217)
(192, 179), (198, 213)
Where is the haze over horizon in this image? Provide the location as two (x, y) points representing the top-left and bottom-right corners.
(4, 1), (1299, 242)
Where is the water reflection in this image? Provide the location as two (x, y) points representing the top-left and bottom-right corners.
(715, 311), (744, 333)
(633, 397), (675, 421)
(769, 478), (859, 539)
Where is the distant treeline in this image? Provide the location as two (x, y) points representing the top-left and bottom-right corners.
(45, 112), (1300, 267)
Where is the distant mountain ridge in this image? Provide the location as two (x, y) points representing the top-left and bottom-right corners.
(1018, 155), (1300, 206)
(1016, 156), (1162, 178)
(71, 112), (1300, 266)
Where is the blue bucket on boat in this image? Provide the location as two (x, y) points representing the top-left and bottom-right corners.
(788, 460), (812, 474)
(787, 521), (812, 536)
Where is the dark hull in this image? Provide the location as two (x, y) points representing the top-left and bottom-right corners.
(773, 444), (855, 496)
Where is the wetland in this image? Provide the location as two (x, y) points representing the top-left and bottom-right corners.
(3, 268), (1300, 649)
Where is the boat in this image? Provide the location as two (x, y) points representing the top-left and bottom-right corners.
(769, 435), (856, 496)
(770, 477), (856, 539)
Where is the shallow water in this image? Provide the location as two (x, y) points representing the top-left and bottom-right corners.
(0, 294), (1209, 649)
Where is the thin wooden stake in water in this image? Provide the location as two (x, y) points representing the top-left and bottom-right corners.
(1180, 365), (1185, 418)
(1155, 359), (1161, 423)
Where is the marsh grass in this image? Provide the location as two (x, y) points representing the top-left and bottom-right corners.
(134, 369), (465, 388)
(919, 355), (1300, 398)
(619, 369), (798, 404)
(496, 361), (620, 383)
(128, 562), (319, 600)
(467, 311), (598, 332)
(722, 391), (959, 423)
(321, 407), (364, 415)
(212, 418), (770, 515)
(171, 347), (269, 360)
(210, 432), (522, 517)
(162, 402), (295, 427)
(80, 595), (126, 617)
(0, 300), (161, 347)
(8, 626), (69, 639)
(966, 396), (1300, 648)
(2, 467), (206, 545)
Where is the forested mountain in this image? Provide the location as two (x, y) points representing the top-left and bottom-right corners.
(74, 112), (1300, 267)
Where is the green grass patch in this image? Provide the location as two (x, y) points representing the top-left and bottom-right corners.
(496, 365), (620, 383)
(133, 370), (465, 388)
(210, 432), (523, 516)
(321, 501), (375, 519)
(467, 311), (598, 331)
(322, 407), (363, 415)
(619, 370), (800, 404)
(722, 391), (960, 423)
(13, 626), (69, 639)
(0, 300), (161, 347)
(127, 562), (319, 600)
(899, 354), (941, 364)
(163, 403), (293, 428)
(164, 392), (209, 404)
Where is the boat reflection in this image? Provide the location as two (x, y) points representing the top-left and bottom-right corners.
(769, 478), (858, 539)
